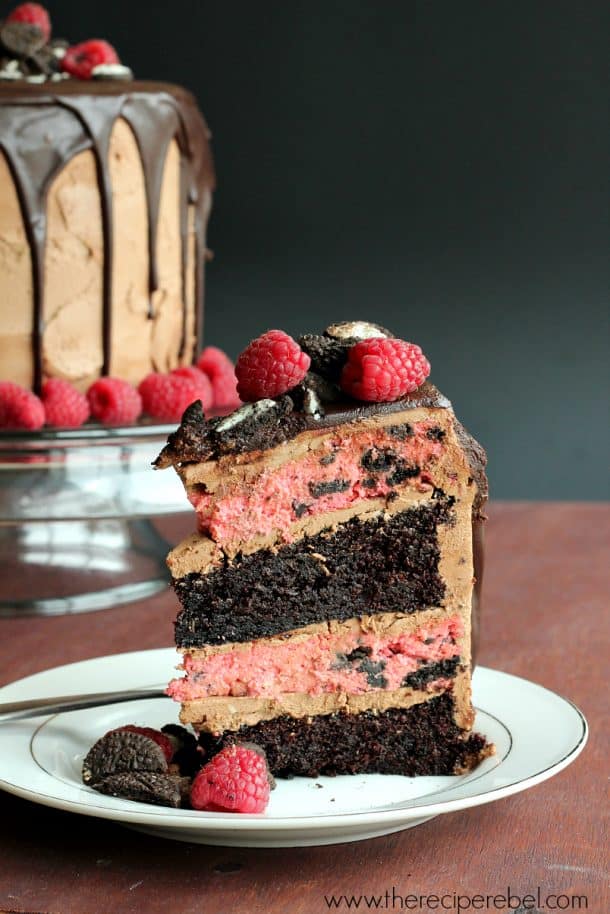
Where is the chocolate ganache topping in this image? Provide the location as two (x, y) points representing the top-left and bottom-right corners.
(0, 80), (215, 391)
(156, 383), (451, 464)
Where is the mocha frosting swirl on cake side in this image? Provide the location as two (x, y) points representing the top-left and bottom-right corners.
(0, 81), (215, 391)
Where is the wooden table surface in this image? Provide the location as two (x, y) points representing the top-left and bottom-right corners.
(0, 503), (607, 914)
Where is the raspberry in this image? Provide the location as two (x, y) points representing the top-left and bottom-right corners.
(0, 381), (44, 430)
(196, 345), (233, 380)
(113, 726), (174, 764)
(87, 377), (142, 425)
(190, 744), (272, 814)
(61, 39), (119, 80)
(340, 338), (431, 402)
(42, 379), (89, 428)
(170, 366), (213, 411)
(235, 330), (310, 402)
(211, 373), (241, 411)
(139, 372), (208, 422)
(196, 346), (241, 410)
(5, 3), (51, 41)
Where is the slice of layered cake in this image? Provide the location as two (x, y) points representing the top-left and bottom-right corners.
(158, 322), (493, 777)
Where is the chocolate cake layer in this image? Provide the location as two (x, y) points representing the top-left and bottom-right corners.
(198, 692), (491, 778)
(174, 495), (454, 647)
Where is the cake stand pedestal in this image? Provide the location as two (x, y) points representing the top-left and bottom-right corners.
(0, 424), (188, 616)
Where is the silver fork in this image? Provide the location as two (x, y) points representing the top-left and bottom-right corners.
(0, 688), (167, 721)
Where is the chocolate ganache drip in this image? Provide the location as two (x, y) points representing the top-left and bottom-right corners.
(0, 81), (215, 391)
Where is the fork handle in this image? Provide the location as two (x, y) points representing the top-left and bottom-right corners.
(0, 689), (167, 721)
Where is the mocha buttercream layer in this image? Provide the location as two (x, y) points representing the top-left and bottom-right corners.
(197, 691), (493, 777)
(0, 81), (214, 391)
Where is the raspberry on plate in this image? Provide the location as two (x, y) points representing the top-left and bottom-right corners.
(170, 366), (213, 412)
(5, 3), (51, 41)
(61, 39), (119, 80)
(190, 744), (272, 814)
(114, 726), (174, 764)
(42, 378), (89, 428)
(0, 381), (44, 430)
(87, 377), (142, 425)
(196, 346), (241, 409)
(340, 338), (431, 402)
(235, 330), (310, 402)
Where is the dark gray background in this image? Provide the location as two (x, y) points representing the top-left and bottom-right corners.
(19, 1), (610, 498)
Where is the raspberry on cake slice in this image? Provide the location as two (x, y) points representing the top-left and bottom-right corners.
(157, 321), (494, 779)
(235, 329), (311, 401)
(340, 338), (431, 401)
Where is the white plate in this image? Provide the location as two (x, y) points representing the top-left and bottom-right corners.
(0, 650), (587, 847)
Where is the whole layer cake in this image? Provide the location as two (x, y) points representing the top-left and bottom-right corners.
(0, 13), (214, 394)
(158, 322), (493, 778)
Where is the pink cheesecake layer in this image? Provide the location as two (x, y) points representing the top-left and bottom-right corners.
(189, 421), (445, 544)
(168, 616), (463, 701)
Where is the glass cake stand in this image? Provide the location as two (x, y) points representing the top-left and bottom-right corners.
(0, 423), (189, 617)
